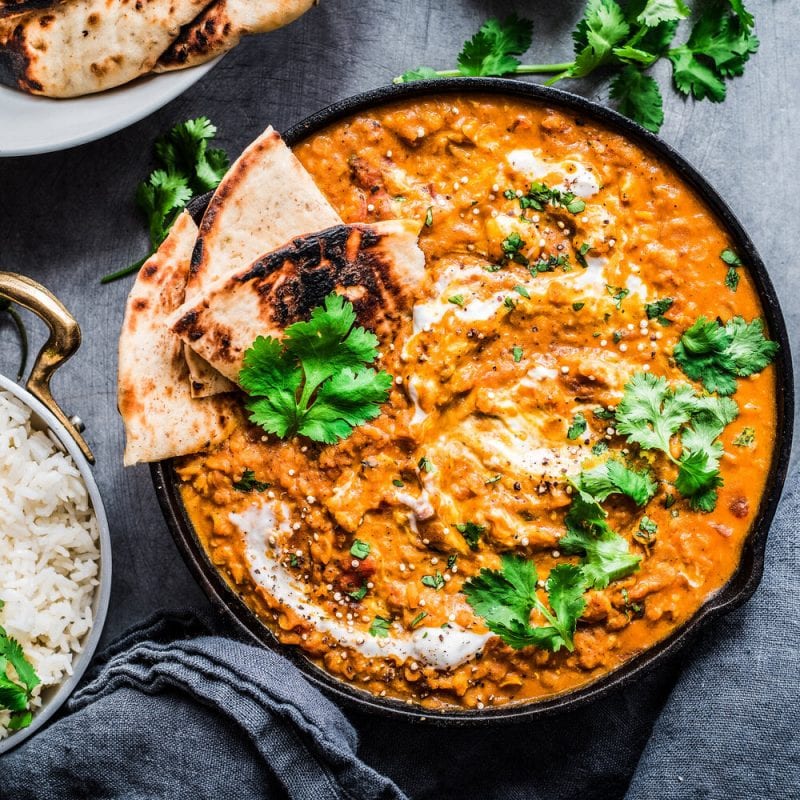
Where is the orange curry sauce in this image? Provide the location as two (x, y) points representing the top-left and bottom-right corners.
(177, 96), (777, 710)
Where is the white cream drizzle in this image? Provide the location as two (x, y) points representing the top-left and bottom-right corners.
(230, 503), (491, 671)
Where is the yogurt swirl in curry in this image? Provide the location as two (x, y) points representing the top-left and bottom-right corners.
(177, 96), (777, 711)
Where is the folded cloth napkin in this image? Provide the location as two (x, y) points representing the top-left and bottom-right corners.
(1, 612), (406, 800)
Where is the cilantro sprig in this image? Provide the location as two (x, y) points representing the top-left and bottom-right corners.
(394, 2), (757, 133)
(674, 316), (778, 395)
(239, 293), (392, 444)
(102, 117), (229, 283)
(615, 371), (739, 510)
(0, 614), (41, 732)
(463, 555), (586, 652)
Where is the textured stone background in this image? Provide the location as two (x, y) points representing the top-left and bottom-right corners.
(0, 1), (797, 797)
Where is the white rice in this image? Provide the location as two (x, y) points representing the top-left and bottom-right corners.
(0, 389), (100, 738)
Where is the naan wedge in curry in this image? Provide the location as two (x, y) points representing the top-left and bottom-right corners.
(118, 211), (235, 466)
(171, 219), (425, 384)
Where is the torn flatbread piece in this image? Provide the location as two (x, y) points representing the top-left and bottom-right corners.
(0, 0), (211, 97)
(170, 219), (425, 384)
(156, 0), (315, 72)
(184, 124), (342, 396)
(118, 211), (236, 466)
(0, 0), (59, 19)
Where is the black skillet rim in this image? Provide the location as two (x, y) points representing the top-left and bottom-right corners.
(152, 77), (795, 726)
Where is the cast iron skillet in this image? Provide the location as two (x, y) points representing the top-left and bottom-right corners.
(152, 78), (794, 725)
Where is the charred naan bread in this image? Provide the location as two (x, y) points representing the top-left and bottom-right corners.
(118, 211), (236, 466)
(170, 220), (425, 384)
(0, 0), (211, 97)
(156, 0), (315, 72)
(0, 0), (59, 18)
(184, 124), (341, 396)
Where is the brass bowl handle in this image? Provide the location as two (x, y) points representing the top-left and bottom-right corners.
(0, 272), (94, 464)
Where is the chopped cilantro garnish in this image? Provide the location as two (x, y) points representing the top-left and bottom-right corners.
(567, 412), (588, 440)
(0, 622), (41, 731)
(485, 474), (503, 485)
(575, 242), (591, 268)
(392, 478), (405, 487)
(573, 302), (586, 311)
(721, 248), (742, 292)
(574, 460), (657, 506)
(635, 515), (658, 545)
(421, 572), (445, 590)
(418, 456), (434, 472)
(369, 616), (391, 638)
(530, 254), (568, 275)
(447, 554), (458, 570)
(733, 426), (755, 448)
(592, 441), (609, 455)
(645, 297), (674, 326)
(455, 522), (486, 550)
(448, 294), (465, 307)
(239, 293), (392, 444)
(510, 182), (586, 214)
(607, 284), (630, 310)
(232, 469), (271, 493)
(512, 345), (524, 363)
(424, 206), (434, 227)
(673, 316), (778, 396)
(513, 284), (530, 298)
(501, 232), (529, 265)
(350, 539), (371, 560)
(348, 583), (368, 601)
(463, 555), (586, 651)
(410, 611), (428, 628)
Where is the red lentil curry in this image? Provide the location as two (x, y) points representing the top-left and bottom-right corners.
(176, 95), (777, 711)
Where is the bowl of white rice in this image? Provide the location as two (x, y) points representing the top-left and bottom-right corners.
(0, 375), (111, 753)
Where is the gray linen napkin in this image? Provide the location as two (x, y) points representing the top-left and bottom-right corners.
(0, 612), (405, 800)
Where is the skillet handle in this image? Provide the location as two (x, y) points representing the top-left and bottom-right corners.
(0, 271), (94, 464)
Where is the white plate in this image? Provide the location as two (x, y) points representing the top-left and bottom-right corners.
(0, 58), (219, 158)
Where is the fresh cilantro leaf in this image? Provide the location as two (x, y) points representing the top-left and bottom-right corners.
(410, 611), (428, 628)
(511, 183), (585, 214)
(392, 478), (405, 487)
(635, 514), (659, 545)
(727, 0), (754, 30)
(463, 555), (586, 652)
(610, 65), (665, 132)
(0, 630), (40, 695)
(512, 346), (524, 363)
(421, 572), (445, 590)
(513, 284), (531, 299)
(576, 460), (657, 506)
(573, 302), (586, 311)
(369, 616), (391, 637)
(418, 456), (434, 473)
(424, 206), (434, 227)
(668, 4), (759, 101)
(501, 232), (529, 265)
(348, 583), (368, 601)
(350, 539), (371, 560)
(530, 255), (569, 275)
(567, 412), (588, 440)
(607, 284), (630, 309)
(674, 316), (778, 395)
(576, 242), (592, 268)
(0, 678), (28, 713)
(103, 117), (229, 283)
(485, 474), (502, 485)
(733, 426), (755, 447)
(721, 248), (742, 292)
(240, 293), (392, 444)
(457, 14), (534, 77)
(447, 554), (458, 571)
(455, 522), (486, 550)
(232, 469), (270, 493)
(645, 297), (674, 325)
(561, 521), (642, 588)
(8, 710), (33, 731)
(570, 0), (631, 78)
(396, 66), (440, 83)
(615, 371), (740, 509)
(592, 441), (609, 455)
(0, 626), (40, 726)
(636, 0), (689, 26)
(448, 294), (465, 307)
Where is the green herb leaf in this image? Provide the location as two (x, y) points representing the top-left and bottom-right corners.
(636, 0), (690, 26)
(424, 206), (434, 227)
(733, 426), (755, 447)
(513, 284), (531, 299)
(457, 14), (534, 77)
(575, 460), (657, 506)
(350, 539), (371, 560)
(240, 293), (392, 443)
(455, 522), (486, 550)
(606, 284), (630, 310)
(570, 0), (631, 78)
(232, 469), (271, 493)
(645, 297), (674, 325)
(512, 345), (524, 363)
(674, 316), (778, 395)
(463, 555), (586, 651)
(369, 616), (391, 637)
(395, 66), (440, 83)
(609, 65), (665, 132)
(567, 412), (588, 440)
(410, 611), (428, 628)
(421, 572), (445, 590)
(348, 583), (368, 601)
(418, 456), (434, 473)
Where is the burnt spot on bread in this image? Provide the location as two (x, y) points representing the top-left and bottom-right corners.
(133, 298), (148, 311)
(173, 309), (200, 336)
